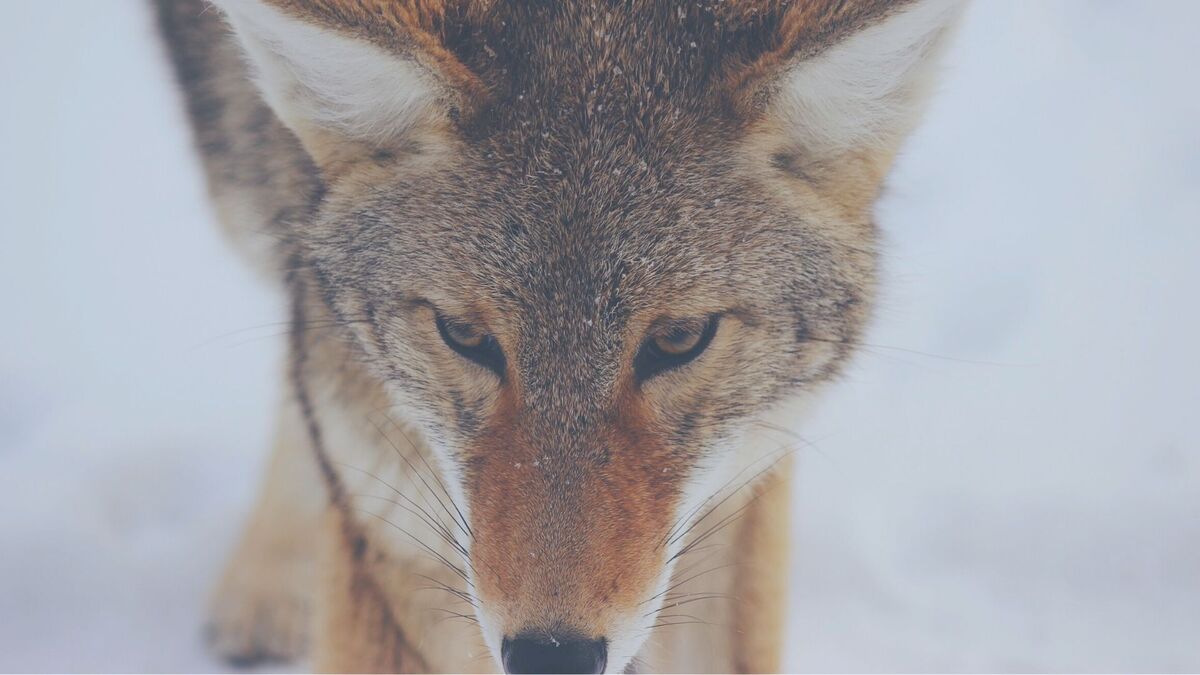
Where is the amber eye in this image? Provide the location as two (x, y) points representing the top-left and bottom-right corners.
(435, 314), (506, 378)
(442, 319), (486, 348)
(652, 325), (705, 355)
(634, 315), (720, 382)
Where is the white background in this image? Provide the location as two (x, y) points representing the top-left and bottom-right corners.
(1, 1), (1197, 671)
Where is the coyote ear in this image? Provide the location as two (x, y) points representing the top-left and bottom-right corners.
(211, 0), (480, 162)
(753, 0), (964, 158)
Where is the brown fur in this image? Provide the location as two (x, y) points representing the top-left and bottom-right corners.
(468, 383), (677, 639)
(152, 0), (958, 671)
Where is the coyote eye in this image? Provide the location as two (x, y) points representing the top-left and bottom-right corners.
(436, 314), (506, 378)
(634, 315), (720, 382)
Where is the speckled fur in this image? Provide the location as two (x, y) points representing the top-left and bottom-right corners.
(153, 0), (959, 671)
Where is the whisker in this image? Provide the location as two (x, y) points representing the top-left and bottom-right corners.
(748, 421), (835, 465)
(669, 465), (789, 565)
(353, 509), (471, 584)
(371, 415), (474, 542)
(655, 593), (731, 612)
(800, 334), (1029, 368)
(654, 612), (709, 624)
(669, 499), (756, 564)
(413, 572), (478, 607)
(413, 585), (478, 608)
(379, 413), (474, 540)
(647, 620), (714, 630)
(429, 607), (480, 625)
(336, 461), (463, 556)
(375, 413), (518, 591)
(639, 563), (738, 607)
(667, 444), (799, 551)
(190, 318), (370, 352)
(664, 439), (799, 548)
(665, 542), (728, 587)
(367, 417), (472, 545)
(351, 493), (472, 563)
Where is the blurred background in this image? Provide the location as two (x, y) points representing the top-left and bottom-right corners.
(1, 1), (1198, 671)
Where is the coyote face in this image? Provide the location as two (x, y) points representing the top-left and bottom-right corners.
(200, 0), (962, 670)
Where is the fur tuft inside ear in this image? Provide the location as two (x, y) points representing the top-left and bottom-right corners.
(212, 0), (437, 147)
(773, 0), (964, 154)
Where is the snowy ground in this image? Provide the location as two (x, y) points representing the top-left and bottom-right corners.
(1, 1), (1198, 672)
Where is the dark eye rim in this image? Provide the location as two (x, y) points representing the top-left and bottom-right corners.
(435, 314), (506, 379)
(634, 314), (720, 383)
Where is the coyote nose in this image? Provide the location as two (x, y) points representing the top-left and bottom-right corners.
(501, 634), (607, 674)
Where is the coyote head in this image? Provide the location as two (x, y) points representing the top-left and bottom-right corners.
(214, 0), (961, 670)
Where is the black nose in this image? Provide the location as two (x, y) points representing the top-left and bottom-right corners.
(501, 634), (607, 674)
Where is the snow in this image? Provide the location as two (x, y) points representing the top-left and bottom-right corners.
(1, 1), (1197, 671)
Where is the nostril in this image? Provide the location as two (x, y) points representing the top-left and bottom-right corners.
(501, 634), (607, 674)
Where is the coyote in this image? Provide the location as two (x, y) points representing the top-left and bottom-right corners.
(154, 0), (961, 671)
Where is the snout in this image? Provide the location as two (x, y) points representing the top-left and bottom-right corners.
(467, 403), (682, 673)
(501, 633), (607, 674)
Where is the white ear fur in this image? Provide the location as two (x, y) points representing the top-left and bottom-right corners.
(212, 0), (436, 145)
(775, 0), (964, 153)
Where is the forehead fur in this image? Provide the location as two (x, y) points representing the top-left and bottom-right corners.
(260, 0), (917, 116)
(288, 0), (935, 412)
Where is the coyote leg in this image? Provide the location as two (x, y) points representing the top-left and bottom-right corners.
(207, 393), (324, 665)
(311, 509), (429, 673)
(729, 459), (792, 673)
